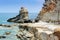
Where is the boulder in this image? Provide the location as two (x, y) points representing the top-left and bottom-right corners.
(5, 32), (11, 35)
(0, 36), (6, 39)
(53, 28), (60, 40)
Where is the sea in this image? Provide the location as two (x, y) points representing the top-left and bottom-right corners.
(0, 13), (38, 40)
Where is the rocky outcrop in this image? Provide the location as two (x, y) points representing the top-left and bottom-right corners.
(0, 24), (11, 27)
(16, 21), (60, 40)
(36, 0), (60, 24)
(7, 7), (32, 23)
(53, 28), (60, 40)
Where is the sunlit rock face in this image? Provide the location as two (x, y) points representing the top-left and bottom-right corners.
(7, 7), (31, 23)
(19, 7), (28, 20)
(16, 22), (60, 40)
(36, 0), (60, 24)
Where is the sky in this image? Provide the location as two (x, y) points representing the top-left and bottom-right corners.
(0, 0), (45, 13)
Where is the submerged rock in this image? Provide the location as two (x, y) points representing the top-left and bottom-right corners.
(0, 36), (6, 39)
(0, 24), (2, 26)
(0, 24), (11, 27)
(5, 32), (11, 35)
(7, 7), (32, 23)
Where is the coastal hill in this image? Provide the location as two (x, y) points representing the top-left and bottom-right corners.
(36, 0), (60, 24)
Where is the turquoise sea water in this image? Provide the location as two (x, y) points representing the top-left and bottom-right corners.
(0, 13), (38, 40)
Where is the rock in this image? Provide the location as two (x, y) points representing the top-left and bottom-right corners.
(5, 32), (11, 35)
(18, 21), (60, 40)
(36, 0), (60, 24)
(0, 24), (2, 26)
(16, 19), (32, 23)
(0, 24), (11, 27)
(16, 34), (22, 39)
(18, 26), (57, 40)
(35, 19), (39, 22)
(3, 25), (11, 27)
(0, 36), (6, 39)
(53, 28), (60, 40)
(7, 7), (31, 23)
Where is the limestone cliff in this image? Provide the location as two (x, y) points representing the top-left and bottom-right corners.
(36, 0), (60, 24)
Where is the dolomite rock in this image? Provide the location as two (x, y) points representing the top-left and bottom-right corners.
(18, 21), (60, 40)
(36, 0), (60, 24)
(16, 27), (35, 40)
(53, 28), (60, 40)
(17, 26), (59, 40)
(7, 7), (32, 23)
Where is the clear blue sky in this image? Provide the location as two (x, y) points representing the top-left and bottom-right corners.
(0, 0), (44, 13)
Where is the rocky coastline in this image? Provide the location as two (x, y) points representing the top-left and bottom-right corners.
(0, 22), (60, 40)
(0, 0), (60, 40)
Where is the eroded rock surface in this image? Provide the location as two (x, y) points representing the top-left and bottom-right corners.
(0, 21), (60, 40)
(36, 0), (60, 24)
(16, 22), (60, 40)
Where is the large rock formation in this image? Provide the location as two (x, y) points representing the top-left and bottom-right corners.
(16, 21), (60, 40)
(36, 0), (60, 24)
(7, 7), (32, 23)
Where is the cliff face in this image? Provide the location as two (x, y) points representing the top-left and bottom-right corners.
(36, 0), (60, 24)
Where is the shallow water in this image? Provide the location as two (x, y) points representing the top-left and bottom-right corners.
(0, 25), (20, 40)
